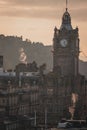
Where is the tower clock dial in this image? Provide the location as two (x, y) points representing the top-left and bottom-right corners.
(60, 39), (68, 47)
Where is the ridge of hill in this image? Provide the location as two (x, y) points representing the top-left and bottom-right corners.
(0, 34), (53, 70)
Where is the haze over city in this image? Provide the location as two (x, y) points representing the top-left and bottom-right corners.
(0, 1), (87, 129)
(0, 0), (87, 61)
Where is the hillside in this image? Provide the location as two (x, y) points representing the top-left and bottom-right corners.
(0, 34), (53, 70)
(0, 34), (86, 78)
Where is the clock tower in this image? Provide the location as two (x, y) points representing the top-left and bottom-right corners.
(53, 8), (80, 77)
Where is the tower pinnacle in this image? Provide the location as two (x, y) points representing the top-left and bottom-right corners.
(60, 0), (72, 30)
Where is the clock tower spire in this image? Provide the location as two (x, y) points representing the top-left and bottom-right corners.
(60, 0), (72, 31)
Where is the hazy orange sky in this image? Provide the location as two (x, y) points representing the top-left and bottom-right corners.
(0, 0), (87, 61)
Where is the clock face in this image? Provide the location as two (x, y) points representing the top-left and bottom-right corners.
(60, 39), (68, 47)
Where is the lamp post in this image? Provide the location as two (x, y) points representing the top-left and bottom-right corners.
(34, 110), (37, 126)
(45, 107), (47, 130)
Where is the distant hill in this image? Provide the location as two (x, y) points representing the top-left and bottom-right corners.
(0, 34), (53, 71)
(0, 34), (86, 78)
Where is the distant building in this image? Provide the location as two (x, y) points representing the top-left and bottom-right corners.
(15, 61), (38, 76)
(0, 64), (41, 129)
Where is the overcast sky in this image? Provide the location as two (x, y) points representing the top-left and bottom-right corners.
(0, 0), (87, 61)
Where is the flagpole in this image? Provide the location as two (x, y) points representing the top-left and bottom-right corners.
(45, 108), (47, 130)
(34, 110), (36, 126)
(66, 0), (68, 11)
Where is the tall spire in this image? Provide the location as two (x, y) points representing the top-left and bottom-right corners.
(66, 0), (68, 11)
(60, 0), (72, 30)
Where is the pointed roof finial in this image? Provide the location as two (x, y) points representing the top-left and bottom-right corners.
(66, 0), (68, 11)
